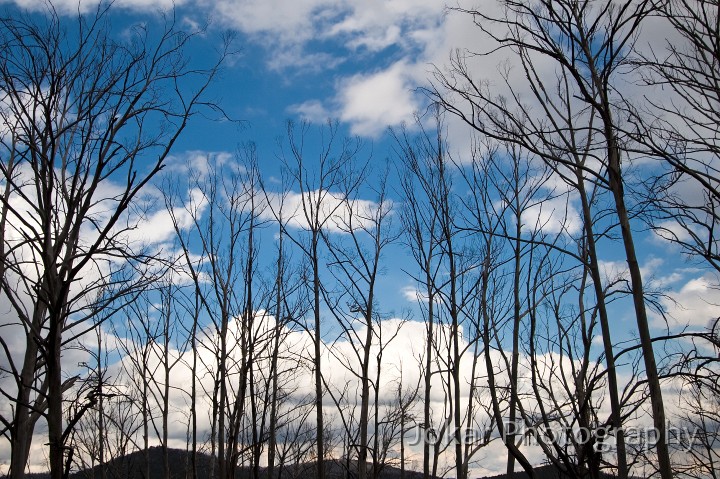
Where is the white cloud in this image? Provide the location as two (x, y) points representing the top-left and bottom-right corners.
(117, 187), (207, 247)
(262, 188), (388, 233)
(521, 194), (582, 236)
(326, 0), (444, 51)
(1, 0), (184, 14)
(660, 274), (720, 329)
(164, 150), (236, 179)
(287, 100), (331, 124)
(338, 62), (420, 137)
(651, 218), (698, 246)
(401, 285), (426, 303)
(266, 47), (345, 73)
(597, 256), (690, 293)
(204, 0), (453, 136)
(210, 0), (339, 44)
(287, 61), (423, 138)
(598, 259), (630, 286)
(209, 0), (445, 56)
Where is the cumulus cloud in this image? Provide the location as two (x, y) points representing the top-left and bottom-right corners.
(203, 0), (455, 136)
(1, 0), (475, 138)
(2, 297), (674, 477)
(209, 0), (445, 55)
(262, 188), (389, 233)
(288, 61), (423, 138)
(520, 193), (582, 236)
(2, 0), (185, 14)
(338, 62), (420, 137)
(401, 285), (426, 303)
(164, 150), (236, 180)
(287, 99), (332, 124)
(659, 274), (720, 329)
(651, 219), (696, 246)
(210, 0), (339, 45)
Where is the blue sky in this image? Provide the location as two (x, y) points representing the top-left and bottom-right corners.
(2, 0), (720, 475)
(3, 0), (717, 375)
(0, 0), (477, 343)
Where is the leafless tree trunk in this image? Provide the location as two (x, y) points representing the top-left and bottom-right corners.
(267, 217), (287, 479)
(428, 2), (668, 476)
(630, 7), (720, 474)
(316, 162), (401, 479)
(397, 141), (440, 479)
(0, 6), (228, 479)
(395, 114), (465, 479)
(121, 292), (157, 479)
(632, 0), (720, 273)
(395, 125), (432, 479)
(166, 152), (268, 479)
(268, 120), (362, 479)
(147, 281), (188, 479)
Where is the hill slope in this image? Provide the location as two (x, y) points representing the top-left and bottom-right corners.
(27, 449), (626, 479)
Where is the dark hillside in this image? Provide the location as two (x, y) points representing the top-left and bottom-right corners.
(26, 446), (427, 479)
(26, 449), (628, 479)
(477, 464), (623, 479)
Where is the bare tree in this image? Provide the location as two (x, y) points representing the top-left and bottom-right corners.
(170, 259), (205, 479)
(395, 122), (443, 479)
(69, 325), (142, 479)
(395, 117), (449, 479)
(390, 364), (420, 479)
(265, 206), (291, 479)
(164, 152), (269, 479)
(630, 7), (720, 475)
(395, 111), (494, 479)
(316, 163), (403, 479)
(146, 280), (190, 479)
(670, 364), (720, 479)
(110, 289), (154, 479)
(632, 0), (720, 273)
(253, 169), (311, 479)
(0, 5), (229, 478)
(69, 326), (112, 479)
(428, 1), (670, 476)
(267, 120), (363, 479)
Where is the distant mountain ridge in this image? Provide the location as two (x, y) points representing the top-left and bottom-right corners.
(26, 446), (424, 479)
(477, 464), (628, 479)
(26, 448), (624, 479)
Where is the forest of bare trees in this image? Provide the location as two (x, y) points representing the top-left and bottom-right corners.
(1, 1), (720, 479)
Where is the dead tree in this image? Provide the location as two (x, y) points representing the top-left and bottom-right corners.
(267, 120), (363, 479)
(0, 6), (229, 478)
(428, 2), (667, 476)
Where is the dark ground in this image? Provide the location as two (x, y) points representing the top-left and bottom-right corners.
(25, 447), (622, 479)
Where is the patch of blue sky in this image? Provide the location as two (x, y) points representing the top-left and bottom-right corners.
(4, 0), (717, 369)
